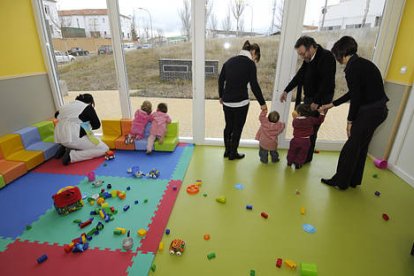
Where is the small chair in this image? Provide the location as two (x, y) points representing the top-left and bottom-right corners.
(101, 119), (121, 149)
(32, 120), (55, 143)
(134, 123), (152, 151)
(0, 134), (44, 170)
(0, 175), (5, 189)
(154, 121), (179, 152)
(0, 147), (27, 186)
(115, 119), (135, 150)
(14, 126), (60, 160)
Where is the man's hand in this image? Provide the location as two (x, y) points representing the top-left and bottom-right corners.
(219, 98), (223, 105)
(318, 103), (334, 113)
(279, 91), (288, 103)
(260, 104), (268, 112)
(346, 122), (352, 138)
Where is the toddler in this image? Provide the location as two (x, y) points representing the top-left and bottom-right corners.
(128, 100), (152, 144)
(255, 109), (285, 164)
(146, 103), (172, 154)
(287, 104), (325, 169)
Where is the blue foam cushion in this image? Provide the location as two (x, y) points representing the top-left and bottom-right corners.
(27, 142), (60, 160)
(14, 127), (41, 149)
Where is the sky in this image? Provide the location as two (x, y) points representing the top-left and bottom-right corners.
(56, 0), (340, 36)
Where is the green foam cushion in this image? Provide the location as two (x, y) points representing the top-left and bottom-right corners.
(32, 121), (55, 142)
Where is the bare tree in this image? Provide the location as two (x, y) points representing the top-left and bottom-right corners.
(269, 0), (284, 34)
(178, 0), (191, 40)
(221, 8), (232, 35)
(231, 0), (246, 37)
(131, 15), (138, 41)
(205, 0), (213, 26)
(361, 0), (371, 27)
(209, 14), (218, 37)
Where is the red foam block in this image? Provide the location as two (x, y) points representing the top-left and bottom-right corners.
(0, 239), (135, 276)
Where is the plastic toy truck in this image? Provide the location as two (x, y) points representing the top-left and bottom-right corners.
(52, 186), (84, 215)
(169, 239), (185, 256)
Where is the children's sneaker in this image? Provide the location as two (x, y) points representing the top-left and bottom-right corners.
(271, 157), (280, 163)
(260, 157), (268, 164)
(294, 163), (302, 169)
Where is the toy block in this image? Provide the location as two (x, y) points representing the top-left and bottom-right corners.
(115, 119), (135, 150)
(14, 126), (60, 160)
(300, 263), (317, 276)
(154, 121), (179, 152)
(0, 175), (5, 189)
(285, 259), (297, 269)
(32, 121), (55, 143)
(0, 134), (44, 170)
(0, 159), (27, 184)
(101, 119), (121, 149)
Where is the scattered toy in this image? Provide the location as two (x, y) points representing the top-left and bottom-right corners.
(216, 196), (226, 204)
(303, 224), (316, 233)
(203, 234), (210, 240)
(246, 205), (253, 210)
(37, 254), (48, 264)
(105, 150), (115, 160)
(169, 239), (185, 256)
(165, 229), (170, 235)
(261, 212), (269, 219)
(207, 252), (216, 260)
(186, 184), (199, 195)
(375, 191), (381, 196)
(122, 230), (133, 250)
(276, 258), (283, 268)
(147, 168), (160, 179)
(52, 186), (84, 216)
(382, 213), (390, 221)
(87, 172), (96, 182)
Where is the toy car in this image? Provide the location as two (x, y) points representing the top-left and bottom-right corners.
(52, 186), (84, 215)
(105, 150), (115, 160)
(147, 168), (160, 179)
(169, 239), (185, 256)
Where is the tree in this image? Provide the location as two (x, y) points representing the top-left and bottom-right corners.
(131, 15), (138, 41)
(209, 14), (218, 38)
(231, 0), (246, 37)
(269, 0), (284, 34)
(221, 8), (232, 35)
(361, 0), (371, 27)
(179, 0), (191, 40)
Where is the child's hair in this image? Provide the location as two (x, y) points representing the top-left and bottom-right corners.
(141, 100), (152, 114)
(157, 103), (168, 113)
(268, 111), (280, 123)
(295, 104), (314, 117)
(76, 93), (95, 107)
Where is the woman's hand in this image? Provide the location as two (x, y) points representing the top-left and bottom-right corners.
(318, 103), (334, 113)
(279, 91), (288, 103)
(346, 122), (352, 138)
(260, 104), (268, 112)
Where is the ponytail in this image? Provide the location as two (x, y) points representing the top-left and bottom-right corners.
(242, 40), (251, 51)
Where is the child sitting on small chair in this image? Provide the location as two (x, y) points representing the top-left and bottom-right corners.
(146, 103), (172, 154)
(127, 100), (152, 144)
(287, 104), (325, 169)
(255, 109), (285, 164)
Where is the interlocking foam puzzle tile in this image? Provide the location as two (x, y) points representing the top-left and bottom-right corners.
(0, 236), (13, 252)
(93, 147), (185, 179)
(19, 176), (169, 252)
(127, 251), (155, 276)
(139, 180), (182, 253)
(0, 172), (84, 238)
(172, 144), (194, 180)
(32, 156), (106, 175)
(0, 239), (135, 276)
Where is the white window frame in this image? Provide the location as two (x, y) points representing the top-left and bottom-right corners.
(33, 0), (405, 146)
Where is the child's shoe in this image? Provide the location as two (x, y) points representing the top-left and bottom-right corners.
(294, 163), (302, 169)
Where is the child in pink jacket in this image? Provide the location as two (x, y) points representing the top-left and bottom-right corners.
(146, 103), (172, 154)
(255, 110), (285, 164)
(128, 100), (152, 144)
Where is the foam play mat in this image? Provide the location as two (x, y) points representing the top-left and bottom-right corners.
(0, 144), (194, 275)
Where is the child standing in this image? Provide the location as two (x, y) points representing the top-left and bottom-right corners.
(128, 101), (152, 144)
(255, 110), (285, 163)
(146, 103), (172, 154)
(288, 104), (325, 169)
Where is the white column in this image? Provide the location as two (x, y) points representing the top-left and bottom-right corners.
(191, 0), (206, 144)
(106, 0), (131, 118)
(271, 0), (307, 147)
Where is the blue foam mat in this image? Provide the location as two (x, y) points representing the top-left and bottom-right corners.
(94, 147), (185, 179)
(127, 251), (155, 276)
(0, 173), (84, 238)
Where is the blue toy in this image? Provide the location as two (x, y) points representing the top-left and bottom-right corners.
(147, 168), (160, 179)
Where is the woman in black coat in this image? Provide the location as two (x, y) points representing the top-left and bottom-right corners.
(320, 36), (388, 190)
(218, 40), (267, 160)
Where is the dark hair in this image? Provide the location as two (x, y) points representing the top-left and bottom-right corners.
(158, 103), (168, 113)
(268, 111), (280, 123)
(294, 36), (317, 49)
(76, 93), (95, 106)
(242, 40), (261, 62)
(331, 36), (358, 61)
(296, 104), (314, 117)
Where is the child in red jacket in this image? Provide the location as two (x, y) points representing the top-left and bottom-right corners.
(255, 110), (285, 163)
(287, 104), (325, 169)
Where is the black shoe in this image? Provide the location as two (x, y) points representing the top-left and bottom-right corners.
(294, 163), (302, 169)
(271, 158), (280, 163)
(54, 145), (66, 159)
(260, 157), (268, 164)
(229, 152), (245, 160)
(224, 151), (229, 158)
(321, 178), (346, 190)
(62, 149), (71, 166)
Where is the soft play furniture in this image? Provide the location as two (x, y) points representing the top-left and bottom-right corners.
(14, 126), (60, 160)
(0, 134), (44, 170)
(301, 263), (318, 276)
(0, 175), (5, 189)
(115, 119), (135, 150)
(0, 150), (27, 185)
(101, 119), (121, 149)
(154, 121), (179, 152)
(134, 123), (153, 151)
(32, 120), (55, 143)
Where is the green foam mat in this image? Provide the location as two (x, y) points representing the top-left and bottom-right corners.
(19, 176), (169, 251)
(0, 236), (13, 252)
(172, 145), (194, 180)
(127, 251), (155, 276)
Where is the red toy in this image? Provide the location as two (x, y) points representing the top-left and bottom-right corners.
(169, 239), (186, 256)
(105, 150), (115, 160)
(52, 186), (84, 215)
(276, 258), (283, 268)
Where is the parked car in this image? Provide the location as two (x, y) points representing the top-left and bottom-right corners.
(67, 47), (89, 56)
(98, 45), (113, 55)
(54, 51), (75, 63)
(123, 43), (136, 52)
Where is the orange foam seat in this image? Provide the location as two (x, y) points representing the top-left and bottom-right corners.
(0, 159), (27, 184)
(115, 119), (135, 150)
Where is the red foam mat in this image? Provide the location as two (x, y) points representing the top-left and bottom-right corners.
(33, 156), (105, 175)
(0, 239), (135, 276)
(139, 179), (182, 253)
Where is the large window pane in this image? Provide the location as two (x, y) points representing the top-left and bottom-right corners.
(119, 0), (193, 138)
(205, 0), (284, 140)
(285, 0), (386, 141)
(45, 0), (121, 130)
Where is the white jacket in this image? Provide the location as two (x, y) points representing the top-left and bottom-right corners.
(54, 100), (88, 144)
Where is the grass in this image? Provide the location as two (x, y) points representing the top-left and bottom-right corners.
(57, 28), (378, 101)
